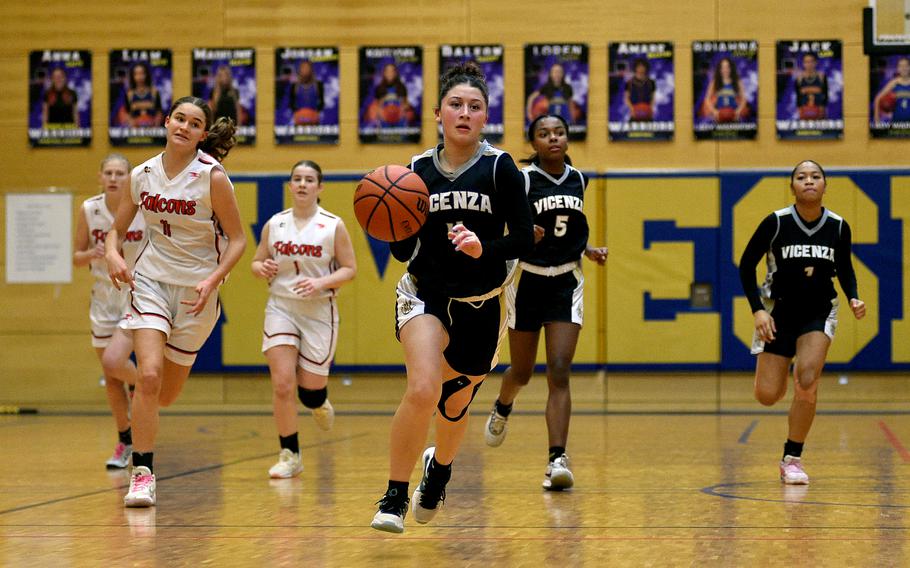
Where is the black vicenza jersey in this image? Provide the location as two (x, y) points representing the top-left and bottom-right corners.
(521, 163), (589, 267)
(390, 141), (533, 298)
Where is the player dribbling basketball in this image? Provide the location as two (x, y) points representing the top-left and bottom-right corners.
(251, 160), (356, 479)
(371, 62), (534, 533)
(739, 160), (865, 484)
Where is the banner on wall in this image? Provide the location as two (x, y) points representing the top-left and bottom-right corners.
(438, 45), (504, 143)
(692, 41), (758, 140)
(28, 50), (92, 147)
(869, 54), (910, 138)
(608, 42), (674, 142)
(192, 48), (256, 145)
(775, 40), (843, 140)
(358, 46), (423, 144)
(525, 43), (589, 141)
(108, 49), (171, 146)
(274, 47), (340, 145)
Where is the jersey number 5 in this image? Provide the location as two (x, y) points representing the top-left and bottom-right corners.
(554, 215), (569, 237)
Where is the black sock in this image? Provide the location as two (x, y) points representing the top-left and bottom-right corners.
(132, 451), (153, 473)
(429, 457), (452, 484)
(298, 386), (328, 409)
(549, 446), (566, 462)
(386, 480), (409, 500)
(783, 439), (804, 459)
(494, 399), (513, 417)
(118, 427), (132, 446)
(279, 433), (300, 455)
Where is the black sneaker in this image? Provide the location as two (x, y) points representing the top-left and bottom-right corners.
(411, 447), (449, 524)
(371, 488), (409, 533)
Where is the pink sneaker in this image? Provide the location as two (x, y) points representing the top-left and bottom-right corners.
(779, 455), (809, 485)
(106, 442), (132, 469)
(124, 466), (156, 507)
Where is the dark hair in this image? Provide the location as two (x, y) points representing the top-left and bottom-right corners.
(633, 58), (650, 72)
(438, 61), (489, 108)
(100, 152), (130, 171)
(521, 114), (572, 165)
(167, 96), (236, 162)
(803, 52), (818, 61)
(790, 159), (826, 184)
(290, 159), (323, 183)
(711, 57), (741, 94)
(129, 62), (152, 90)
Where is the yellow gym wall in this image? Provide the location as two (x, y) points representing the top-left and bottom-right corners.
(0, 0), (904, 403)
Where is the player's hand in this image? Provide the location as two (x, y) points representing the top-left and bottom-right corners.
(106, 251), (134, 291)
(91, 243), (106, 259)
(850, 298), (866, 320)
(585, 246), (608, 265)
(754, 309), (776, 342)
(182, 277), (218, 316)
(448, 224), (482, 259)
(293, 277), (323, 298)
(255, 258), (279, 279)
(533, 225), (545, 244)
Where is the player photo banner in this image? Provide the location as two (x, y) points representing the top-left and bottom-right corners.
(525, 44), (589, 141)
(109, 49), (172, 146)
(608, 42), (674, 142)
(692, 41), (758, 141)
(28, 50), (92, 147)
(776, 40), (843, 140)
(275, 47), (340, 145)
(359, 46), (423, 144)
(870, 54), (910, 138)
(192, 48), (256, 145)
(438, 45), (504, 143)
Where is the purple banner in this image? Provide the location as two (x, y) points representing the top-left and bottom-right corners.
(775, 40), (843, 140)
(692, 41), (758, 140)
(192, 48), (256, 145)
(438, 45), (504, 143)
(608, 42), (674, 142)
(870, 54), (910, 138)
(524, 44), (588, 141)
(358, 46), (422, 144)
(28, 50), (92, 147)
(274, 47), (339, 145)
(109, 49), (172, 146)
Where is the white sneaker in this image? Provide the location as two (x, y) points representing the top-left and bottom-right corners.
(312, 399), (335, 431)
(124, 466), (156, 507)
(106, 442), (132, 469)
(779, 455), (809, 485)
(371, 488), (409, 533)
(484, 406), (509, 447)
(543, 454), (575, 491)
(411, 447), (448, 524)
(269, 448), (303, 479)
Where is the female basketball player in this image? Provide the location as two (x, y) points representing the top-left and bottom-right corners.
(795, 53), (828, 120)
(43, 67), (78, 127)
(370, 63), (412, 126)
(739, 160), (865, 484)
(703, 57), (747, 122)
(251, 160), (356, 479)
(73, 154), (144, 469)
(624, 59), (655, 121)
(290, 61), (324, 125)
(483, 114), (607, 491)
(209, 65), (242, 125)
(873, 57), (910, 125)
(125, 62), (163, 127)
(526, 63), (575, 123)
(105, 96), (246, 506)
(371, 62), (534, 533)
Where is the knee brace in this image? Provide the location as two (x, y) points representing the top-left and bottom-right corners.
(436, 375), (483, 422)
(298, 386), (328, 409)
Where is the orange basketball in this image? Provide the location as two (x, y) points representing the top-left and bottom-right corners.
(880, 92), (898, 113)
(717, 107), (736, 123)
(631, 103), (653, 121)
(294, 108), (319, 125)
(530, 96), (550, 119)
(380, 103), (402, 124)
(799, 104), (824, 120)
(354, 165), (429, 242)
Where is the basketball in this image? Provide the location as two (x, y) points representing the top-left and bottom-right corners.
(880, 92), (898, 113)
(530, 96), (550, 119)
(717, 107), (736, 123)
(354, 165), (429, 242)
(380, 103), (402, 124)
(293, 108), (319, 125)
(798, 104), (824, 120)
(631, 102), (653, 121)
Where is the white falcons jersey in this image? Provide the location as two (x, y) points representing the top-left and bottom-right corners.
(267, 207), (340, 300)
(82, 194), (146, 282)
(131, 150), (232, 287)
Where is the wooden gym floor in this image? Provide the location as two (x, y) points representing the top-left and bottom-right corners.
(1, 373), (909, 567)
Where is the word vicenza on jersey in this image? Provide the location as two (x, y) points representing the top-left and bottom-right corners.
(780, 244), (836, 262)
(429, 190), (493, 214)
(533, 194), (584, 215)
